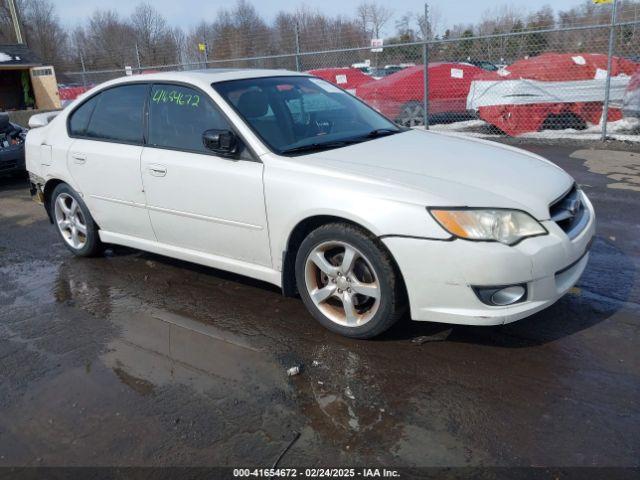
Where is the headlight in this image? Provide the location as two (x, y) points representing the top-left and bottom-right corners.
(429, 208), (547, 245)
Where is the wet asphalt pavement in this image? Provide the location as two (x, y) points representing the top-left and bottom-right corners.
(0, 143), (638, 469)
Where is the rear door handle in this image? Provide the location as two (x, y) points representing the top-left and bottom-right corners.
(71, 152), (86, 164)
(147, 164), (167, 177)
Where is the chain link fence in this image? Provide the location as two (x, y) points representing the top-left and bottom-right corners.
(62, 20), (640, 143)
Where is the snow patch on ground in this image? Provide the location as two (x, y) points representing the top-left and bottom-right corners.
(429, 120), (486, 131)
(423, 117), (640, 142)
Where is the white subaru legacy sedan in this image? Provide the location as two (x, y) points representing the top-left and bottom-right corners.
(26, 69), (595, 338)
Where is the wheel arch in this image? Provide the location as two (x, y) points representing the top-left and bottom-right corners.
(43, 178), (66, 223)
(280, 214), (407, 299)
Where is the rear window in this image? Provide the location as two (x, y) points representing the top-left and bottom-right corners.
(68, 95), (99, 136)
(85, 84), (147, 144)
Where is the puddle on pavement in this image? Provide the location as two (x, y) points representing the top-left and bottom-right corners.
(3, 243), (634, 466)
(570, 149), (640, 192)
(46, 259), (287, 394)
(1, 255), (416, 460)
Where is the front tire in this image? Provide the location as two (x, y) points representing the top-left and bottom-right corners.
(51, 183), (103, 257)
(295, 223), (406, 339)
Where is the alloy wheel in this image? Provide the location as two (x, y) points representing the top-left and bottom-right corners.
(304, 241), (381, 327)
(54, 193), (88, 250)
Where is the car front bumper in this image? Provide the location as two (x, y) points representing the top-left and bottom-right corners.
(382, 196), (596, 326)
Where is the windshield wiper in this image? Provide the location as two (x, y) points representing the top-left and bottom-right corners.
(363, 128), (402, 138)
(281, 141), (353, 155)
(280, 129), (403, 155)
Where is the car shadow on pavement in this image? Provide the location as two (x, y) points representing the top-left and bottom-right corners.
(104, 245), (284, 295)
(100, 234), (636, 349)
(12, 206), (633, 351)
(379, 235), (636, 348)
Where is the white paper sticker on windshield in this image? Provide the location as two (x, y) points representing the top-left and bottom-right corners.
(572, 55), (586, 65)
(451, 68), (464, 79)
(594, 68), (608, 79)
(309, 78), (343, 93)
(335, 74), (347, 84)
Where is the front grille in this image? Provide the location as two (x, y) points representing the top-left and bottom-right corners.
(549, 184), (589, 239)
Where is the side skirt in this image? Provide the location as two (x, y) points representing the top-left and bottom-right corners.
(98, 231), (282, 288)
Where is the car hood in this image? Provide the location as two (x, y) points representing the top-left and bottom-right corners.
(299, 129), (573, 220)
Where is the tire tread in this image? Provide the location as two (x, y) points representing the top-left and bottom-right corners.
(295, 222), (407, 339)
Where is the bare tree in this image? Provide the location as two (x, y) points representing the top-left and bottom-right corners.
(0, 0), (16, 42)
(2, 0), (637, 77)
(19, 0), (67, 69)
(130, 3), (178, 67)
(357, 1), (393, 39)
(395, 12), (417, 42)
(185, 0), (272, 66)
(81, 10), (136, 69)
(416, 4), (443, 40)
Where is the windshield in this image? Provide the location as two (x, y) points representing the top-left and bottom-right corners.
(213, 76), (403, 155)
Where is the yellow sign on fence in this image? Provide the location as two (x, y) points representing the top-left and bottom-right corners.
(198, 43), (206, 52)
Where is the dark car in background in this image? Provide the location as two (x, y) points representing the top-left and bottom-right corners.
(0, 112), (27, 176)
(467, 60), (499, 71)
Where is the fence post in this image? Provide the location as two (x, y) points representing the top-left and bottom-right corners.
(79, 51), (87, 87)
(202, 41), (208, 69)
(135, 43), (142, 73)
(422, 2), (430, 129)
(294, 23), (301, 72)
(601, 0), (619, 141)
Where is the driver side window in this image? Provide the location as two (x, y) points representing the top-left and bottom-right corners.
(147, 84), (230, 153)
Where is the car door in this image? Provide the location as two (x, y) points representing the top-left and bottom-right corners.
(140, 83), (271, 267)
(66, 83), (156, 240)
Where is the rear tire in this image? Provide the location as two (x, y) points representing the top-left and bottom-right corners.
(51, 183), (103, 257)
(295, 223), (406, 339)
(541, 112), (587, 131)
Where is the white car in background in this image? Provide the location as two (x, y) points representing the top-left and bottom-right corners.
(26, 69), (595, 338)
(623, 69), (640, 119)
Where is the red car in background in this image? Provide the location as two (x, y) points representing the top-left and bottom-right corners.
(467, 53), (639, 135)
(58, 85), (92, 107)
(307, 68), (373, 94)
(356, 63), (485, 126)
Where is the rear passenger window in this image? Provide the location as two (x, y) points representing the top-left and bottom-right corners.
(85, 84), (147, 143)
(68, 95), (99, 136)
(148, 84), (230, 153)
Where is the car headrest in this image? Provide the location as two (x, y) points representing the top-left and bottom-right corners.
(237, 90), (269, 118)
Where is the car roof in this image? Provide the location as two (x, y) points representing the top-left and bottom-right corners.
(102, 68), (310, 88)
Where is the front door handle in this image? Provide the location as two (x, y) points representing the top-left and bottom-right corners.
(147, 164), (167, 177)
(71, 152), (86, 164)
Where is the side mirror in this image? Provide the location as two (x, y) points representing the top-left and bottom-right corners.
(202, 129), (238, 156)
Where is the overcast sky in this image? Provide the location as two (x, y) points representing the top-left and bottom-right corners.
(53, 0), (589, 34)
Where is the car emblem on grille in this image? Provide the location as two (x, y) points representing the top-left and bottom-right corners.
(551, 190), (582, 224)
(565, 198), (581, 216)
